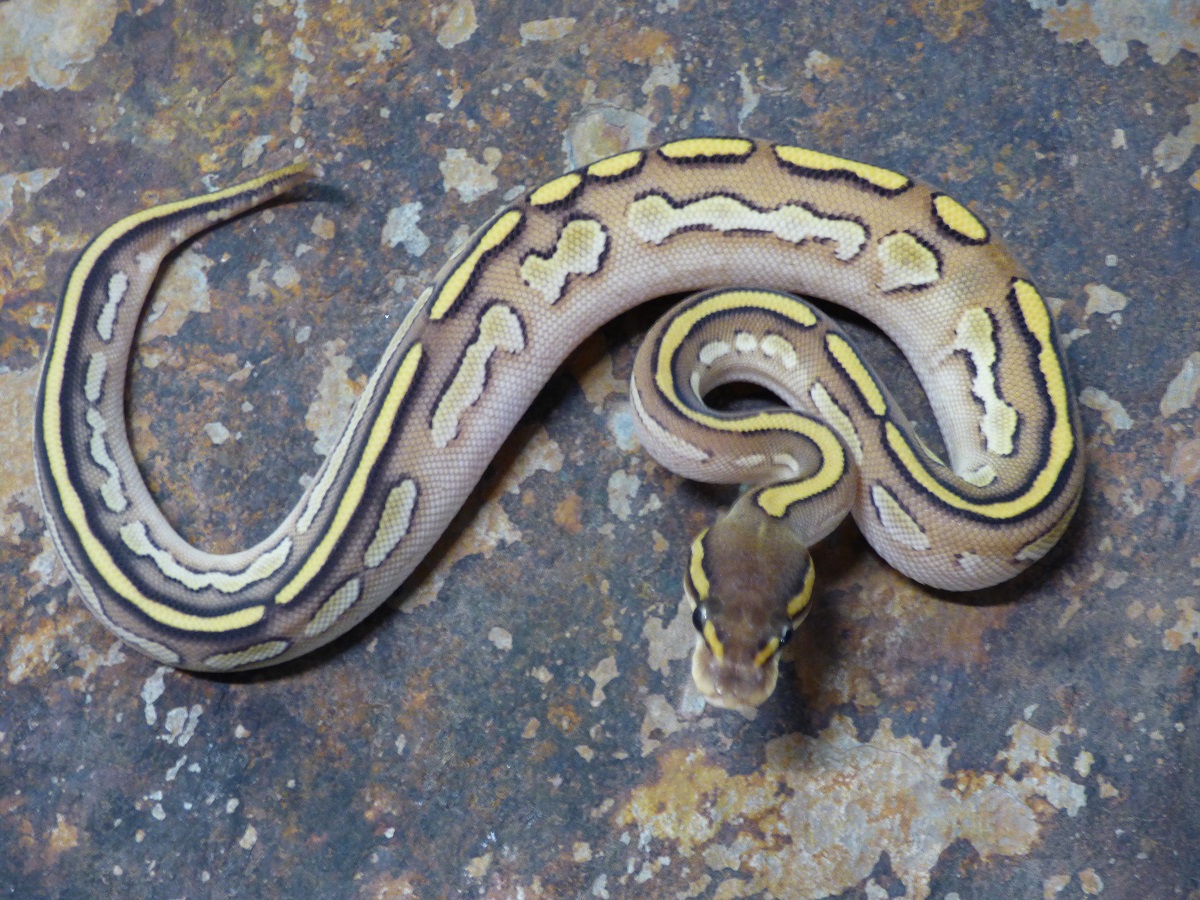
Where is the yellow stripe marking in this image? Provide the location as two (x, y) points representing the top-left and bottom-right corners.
(586, 150), (644, 179)
(429, 210), (523, 320)
(774, 145), (911, 193)
(810, 381), (863, 464)
(825, 333), (887, 416)
(529, 173), (583, 207)
(297, 317), (415, 535)
(933, 193), (988, 242)
(659, 137), (754, 160)
(276, 343), (424, 605)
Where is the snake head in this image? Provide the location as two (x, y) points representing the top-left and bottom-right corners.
(683, 517), (815, 709)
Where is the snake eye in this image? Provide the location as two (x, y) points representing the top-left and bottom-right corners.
(779, 624), (794, 646)
(691, 604), (708, 633)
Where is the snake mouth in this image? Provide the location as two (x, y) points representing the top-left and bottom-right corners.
(690, 638), (780, 710)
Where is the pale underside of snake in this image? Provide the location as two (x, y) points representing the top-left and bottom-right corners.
(35, 137), (1083, 709)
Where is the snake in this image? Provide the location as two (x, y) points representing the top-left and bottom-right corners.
(34, 137), (1084, 709)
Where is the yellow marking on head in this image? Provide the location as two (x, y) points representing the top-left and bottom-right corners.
(952, 307), (1018, 455)
(430, 305), (525, 448)
(203, 640), (290, 671)
(627, 193), (866, 260)
(519, 217), (608, 305)
(529, 173), (583, 207)
(586, 150), (644, 179)
(774, 145), (911, 193)
(276, 343), (423, 605)
(363, 480), (417, 568)
(753, 637), (781, 669)
(787, 561), (816, 620)
(429, 210), (523, 320)
(877, 232), (940, 291)
(304, 578), (362, 638)
(688, 529), (711, 599)
(659, 137), (754, 161)
(702, 620), (725, 662)
(871, 484), (931, 551)
(933, 193), (988, 242)
(825, 333), (887, 416)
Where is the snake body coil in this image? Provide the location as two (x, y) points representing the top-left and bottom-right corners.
(35, 138), (1083, 707)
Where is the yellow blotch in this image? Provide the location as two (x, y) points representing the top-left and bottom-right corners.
(774, 145), (910, 192)
(877, 231), (940, 291)
(933, 193), (988, 242)
(586, 150), (643, 179)
(753, 637), (781, 669)
(659, 137), (754, 160)
(529, 173), (582, 207)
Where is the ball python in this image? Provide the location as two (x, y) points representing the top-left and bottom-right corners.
(35, 137), (1083, 709)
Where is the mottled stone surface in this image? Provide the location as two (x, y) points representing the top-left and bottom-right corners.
(1, 1), (1198, 897)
